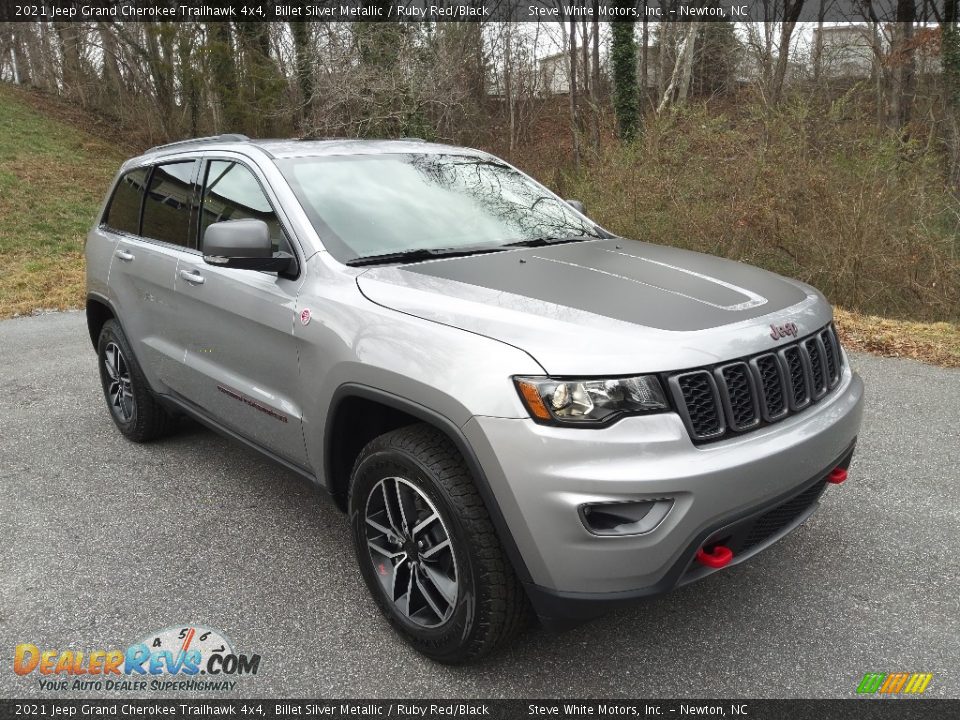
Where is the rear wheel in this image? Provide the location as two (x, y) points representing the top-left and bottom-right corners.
(348, 423), (528, 663)
(97, 320), (175, 442)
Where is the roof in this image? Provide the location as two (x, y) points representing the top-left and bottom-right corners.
(134, 134), (483, 165)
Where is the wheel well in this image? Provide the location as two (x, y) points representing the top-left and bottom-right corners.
(326, 395), (421, 510)
(86, 298), (115, 350)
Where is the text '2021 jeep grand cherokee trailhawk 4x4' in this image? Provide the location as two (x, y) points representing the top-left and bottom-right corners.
(86, 135), (864, 663)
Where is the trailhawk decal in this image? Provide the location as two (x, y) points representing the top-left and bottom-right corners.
(217, 384), (289, 423)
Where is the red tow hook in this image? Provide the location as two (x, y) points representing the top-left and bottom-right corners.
(828, 467), (848, 484)
(695, 544), (733, 569)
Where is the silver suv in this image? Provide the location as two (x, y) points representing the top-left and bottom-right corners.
(86, 135), (864, 663)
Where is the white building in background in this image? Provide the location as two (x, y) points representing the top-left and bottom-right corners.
(813, 24), (875, 78)
(539, 52), (571, 95)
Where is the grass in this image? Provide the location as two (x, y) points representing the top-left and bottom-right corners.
(835, 308), (960, 368)
(0, 82), (957, 370)
(557, 100), (960, 325)
(0, 84), (126, 317)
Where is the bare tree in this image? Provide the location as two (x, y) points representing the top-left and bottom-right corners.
(658, 22), (698, 112)
(890, 0), (917, 131)
(565, 16), (582, 168)
(770, 0), (805, 104)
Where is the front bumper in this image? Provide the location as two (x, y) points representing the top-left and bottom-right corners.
(462, 364), (864, 620)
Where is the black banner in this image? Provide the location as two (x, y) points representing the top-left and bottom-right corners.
(1, 700), (958, 720)
(0, 0), (947, 23)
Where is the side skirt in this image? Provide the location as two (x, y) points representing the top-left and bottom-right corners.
(157, 391), (324, 490)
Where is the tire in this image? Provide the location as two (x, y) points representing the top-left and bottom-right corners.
(348, 423), (528, 664)
(97, 319), (175, 442)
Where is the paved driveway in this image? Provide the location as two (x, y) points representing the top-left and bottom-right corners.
(1, 312), (957, 699)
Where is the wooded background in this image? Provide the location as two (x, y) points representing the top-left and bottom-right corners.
(1, 5), (959, 323)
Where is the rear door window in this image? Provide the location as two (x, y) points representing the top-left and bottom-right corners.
(141, 160), (199, 248)
(103, 167), (149, 235)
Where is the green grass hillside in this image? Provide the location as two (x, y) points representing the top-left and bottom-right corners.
(0, 82), (956, 366)
(0, 84), (126, 317)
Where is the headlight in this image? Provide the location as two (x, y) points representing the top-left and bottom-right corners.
(514, 375), (669, 426)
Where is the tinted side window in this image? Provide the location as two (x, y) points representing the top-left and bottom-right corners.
(103, 167), (149, 234)
(141, 161), (198, 247)
(201, 160), (290, 254)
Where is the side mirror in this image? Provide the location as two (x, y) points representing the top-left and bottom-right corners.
(202, 219), (292, 273)
(566, 199), (586, 215)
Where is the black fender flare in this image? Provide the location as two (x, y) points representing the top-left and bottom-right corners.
(324, 382), (534, 585)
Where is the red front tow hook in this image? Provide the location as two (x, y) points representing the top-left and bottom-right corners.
(828, 467), (848, 484)
(695, 545), (733, 569)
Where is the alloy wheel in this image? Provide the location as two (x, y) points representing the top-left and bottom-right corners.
(103, 342), (135, 422)
(363, 476), (459, 628)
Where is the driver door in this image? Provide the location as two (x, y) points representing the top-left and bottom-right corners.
(167, 156), (308, 467)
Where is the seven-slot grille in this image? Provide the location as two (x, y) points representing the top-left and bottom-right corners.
(668, 324), (844, 444)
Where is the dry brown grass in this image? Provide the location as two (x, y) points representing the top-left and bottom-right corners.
(834, 308), (960, 368)
(559, 101), (960, 325)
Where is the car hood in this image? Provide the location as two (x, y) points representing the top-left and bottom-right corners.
(356, 238), (832, 375)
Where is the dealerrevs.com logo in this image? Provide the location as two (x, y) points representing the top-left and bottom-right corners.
(14, 626), (261, 692)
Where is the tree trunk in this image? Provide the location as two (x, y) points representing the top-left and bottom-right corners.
(97, 23), (122, 106)
(675, 22), (698, 105)
(290, 21), (315, 128)
(890, 0), (916, 131)
(9, 26), (31, 85)
(641, 3), (649, 108)
(142, 22), (176, 136)
(206, 22), (242, 132)
(504, 25), (515, 151)
(611, 8), (638, 139)
(178, 26), (201, 137)
(770, 0), (804, 105)
(658, 22), (697, 112)
(812, 0), (826, 83)
(658, 20), (672, 100)
(568, 17), (581, 169)
(942, 0), (960, 189)
(590, 4), (601, 150)
(53, 21), (85, 104)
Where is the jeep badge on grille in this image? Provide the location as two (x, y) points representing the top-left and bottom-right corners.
(770, 322), (799, 340)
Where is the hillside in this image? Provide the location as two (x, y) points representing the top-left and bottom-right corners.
(0, 84), (127, 318)
(0, 82), (956, 366)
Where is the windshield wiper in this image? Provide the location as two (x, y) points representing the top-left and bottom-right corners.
(502, 236), (595, 248)
(346, 244), (508, 267)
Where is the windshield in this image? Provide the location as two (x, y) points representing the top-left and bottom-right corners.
(276, 153), (605, 263)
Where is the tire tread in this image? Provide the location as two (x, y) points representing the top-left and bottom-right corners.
(351, 423), (529, 663)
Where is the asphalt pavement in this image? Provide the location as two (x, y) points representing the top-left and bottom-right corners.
(1, 311), (958, 699)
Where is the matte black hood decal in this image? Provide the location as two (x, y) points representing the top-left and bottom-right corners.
(405, 239), (804, 332)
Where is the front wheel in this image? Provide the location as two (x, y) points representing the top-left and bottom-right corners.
(348, 424), (528, 663)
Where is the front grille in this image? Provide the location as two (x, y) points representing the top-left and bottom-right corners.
(741, 479), (827, 552)
(782, 346), (809, 409)
(805, 338), (827, 398)
(674, 371), (724, 439)
(668, 324), (844, 443)
(753, 354), (788, 420)
(820, 328), (840, 384)
(718, 363), (759, 430)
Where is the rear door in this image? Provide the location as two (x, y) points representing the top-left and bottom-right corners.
(166, 155), (308, 467)
(103, 160), (199, 390)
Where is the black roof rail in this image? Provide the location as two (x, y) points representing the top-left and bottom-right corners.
(146, 134), (251, 154)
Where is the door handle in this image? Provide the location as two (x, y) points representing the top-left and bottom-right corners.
(179, 269), (205, 285)
(114, 249), (134, 262)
